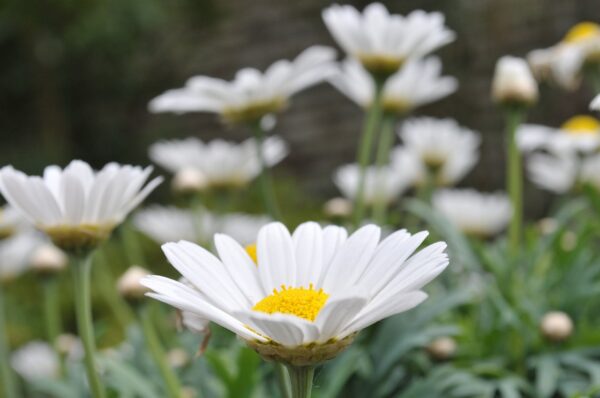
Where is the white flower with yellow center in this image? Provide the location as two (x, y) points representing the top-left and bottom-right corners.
(517, 115), (600, 155)
(149, 137), (288, 190)
(142, 222), (448, 365)
(333, 164), (411, 206)
(432, 189), (512, 238)
(392, 117), (480, 187)
(149, 46), (336, 124)
(329, 57), (457, 114)
(0, 160), (162, 252)
(491, 56), (538, 106)
(322, 3), (455, 78)
(592, 94), (600, 111)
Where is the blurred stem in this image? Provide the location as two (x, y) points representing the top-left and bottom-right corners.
(353, 81), (385, 228)
(72, 253), (106, 398)
(505, 107), (525, 256)
(139, 304), (182, 398)
(0, 284), (19, 398)
(275, 363), (291, 398)
(251, 122), (282, 220)
(42, 277), (65, 375)
(587, 64), (600, 93)
(286, 365), (314, 398)
(94, 250), (132, 330)
(372, 114), (397, 224)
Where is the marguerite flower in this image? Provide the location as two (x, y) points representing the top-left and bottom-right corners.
(0, 206), (24, 240)
(149, 46), (336, 124)
(517, 115), (600, 154)
(492, 56), (538, 106)
(432, 189), (512, 238)
(0, 160), (162, 252)
(11, 341), (59, 381)
(329, 57), (457, 114)
(149, 137), (288, 190)
(134, 206), (212, 245)
(0, 231), (44, 282)
(334, 164), (411, 206)
(392, 117), (481, 187)
(323, 3), (455, 77)
(142, 222), (448, 365)
(526, 151), (600, 193)
(592, 94), (600, 111)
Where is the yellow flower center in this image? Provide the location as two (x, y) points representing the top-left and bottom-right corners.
(245, 243), (257, 264)
(560, 115), (600, 135)
(562, 22), (600, 44)
(252, 284), (329, 322)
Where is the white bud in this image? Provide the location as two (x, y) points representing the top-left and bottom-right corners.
(540, 311), (573, 342)
(171, 168), (207, 194)
(492, 56), (538, 106)
(426, 336), (457, 360)
(167, 348), (190, 368)
(117, 266), (151, 300)
(30, 244), (67, 274)
(591, 94), (600, 111)
(537, 217), (558, 235)
(323, 197), (352, 218)
(56, 334), (84, 360)
(181, 387), (198, 398)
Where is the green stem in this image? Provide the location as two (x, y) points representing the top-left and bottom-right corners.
(251, 123), (282, 221)
(139, 305), (182, 398)
(0, 285), (19, 398)
(352, 81), (385, 228)
(587, 64), (600, 93)
(94, 250), (132, 331)
(275, 363), (291, 398)
(42, 277), (65, 375)
(72, 254), (106, 398)
(505, 108), (525, 256)
(286, 365), (314, 398)
(372, 114), (397, 224)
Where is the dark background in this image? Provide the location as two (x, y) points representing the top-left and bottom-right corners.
(1, 0), (599, 217)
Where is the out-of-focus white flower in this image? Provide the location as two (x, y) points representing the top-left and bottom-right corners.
(0, 206), (26, 240)
(334, 164), (411, 206)
(492, 56), (538, 106)
(134, 206), (210, 244)
(118, 266), (151, 301)
(143, 222), (448, 366)
(540, 311), (573, 342)
(432, 189), (512, 238)
(526, 152), (578, 193)
(329, 57), (457, 114)
(149, 137), (287, 190)
(11, 341), (59, 381)
(517, 115), (600, 155)
(0, 231), (45, 282)
(0, 160), (162, 252)
(216, 213), (271, 246)
(323, 197), (353, 218)
(149, 46), (336, 124)
(426, 336), (457, 360)
(591, 94), (600, 111)
(527, 48), (555, 82)
(30, 243), (68, 275)
(323, 3), (454, 77)
(171, 168), (208, 194)
(393, 117), (480, 187)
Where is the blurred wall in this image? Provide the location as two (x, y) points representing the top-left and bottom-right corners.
(1, 0), (599, 217)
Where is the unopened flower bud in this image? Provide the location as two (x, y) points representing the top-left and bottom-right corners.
(537, 218), (558, 235)
(426, 336), (457, 360)
(171, 168), (207, 194)
(30, 244), (67, 275)
(592, 94), (600, 111)
(56, 334), (84, 360)
(117, 266), (151, 301)
(560, 231), (577, 251)
(540, 311), (573, 342)
(492, 56), (538, 107)
(181, 387), (198, 398)
(323, 197), (352, 218)
(167, 348), (190, 368)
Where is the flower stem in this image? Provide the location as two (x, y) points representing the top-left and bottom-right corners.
(353, 81), (385, 228)
(286, 365), (314, 398)
(72, 254), (106, 398)
(275, 363), (291, 398)
(139, 304), (182, 398)
(251, 122), (282, 220)
(505, 107), (525, 255)
(0, 284), (19, 398)
(372, 114), (397, 224)
(42, 277), (65, 375)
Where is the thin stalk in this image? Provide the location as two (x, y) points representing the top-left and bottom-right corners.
(275, 363), (291, 398)
(72, 254), (106, 398)
(286, 365), (314, 398)
(587, 64), (600, 93)
(353, 81), (385, 228)
(139, 304), (182, 398)
(0, 284), (19, 398)
(251, 122), (282, 220)
(505, 108), (525, 255)
(42, 277), (65, 375)
(372, 114), (397, 224)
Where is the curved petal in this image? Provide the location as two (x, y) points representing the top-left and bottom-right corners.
(292, 222), (323, 288)
(257, 222), (297, 293)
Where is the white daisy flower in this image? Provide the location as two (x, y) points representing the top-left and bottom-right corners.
(0, 205), (26, 240)
(142, 222), (448, 365)
(491, 56), (538, 106)
(527, 152), (600, 193)
(11, 341), (59, 381)
(517, 115), (600, 155)
(333, 164), (411, 206)
(134, 206), (212, 245)
(329, 57), (457, 114)
(591, 94), (600, 111)
(0, 231), (44, 282)
(322, 3), (455, 77)
(0, 160), (162, 252)
(432, 189), (512, 238)
(393, 117), (481, 187)
(149, 137), (288, 190)
(149, 46), (336, 124)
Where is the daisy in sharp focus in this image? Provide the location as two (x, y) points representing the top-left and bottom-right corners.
(142, 222), (449, 366)
(149, 46), (336, 125)
(432, 189), (512, 238)
(322, 3), (455, 78)
(329, 57), (457, 114)
(149, 137), (288, 190)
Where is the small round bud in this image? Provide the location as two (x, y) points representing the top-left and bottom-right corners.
(167, 348), (190, 368)
(426, 337), (457, 360)
(323, 197), (352, 218)
(537, 218), (558, 235)
(181, 387), (198, 398)
(30, 244), (67, 275)
(117, 266), (151, 301)
(56, 334), (83, 360)
(171, 168), (208, 194)
(560, 231), (577, 251)
(492, 56), (538, 107)
(540, 311), (573, 342)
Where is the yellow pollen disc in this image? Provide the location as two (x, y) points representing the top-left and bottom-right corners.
(245, 243), (258, 264)
(252, 284), (329, 322)
(562, 22), (600, 44)
(560, 115), (600, 135)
